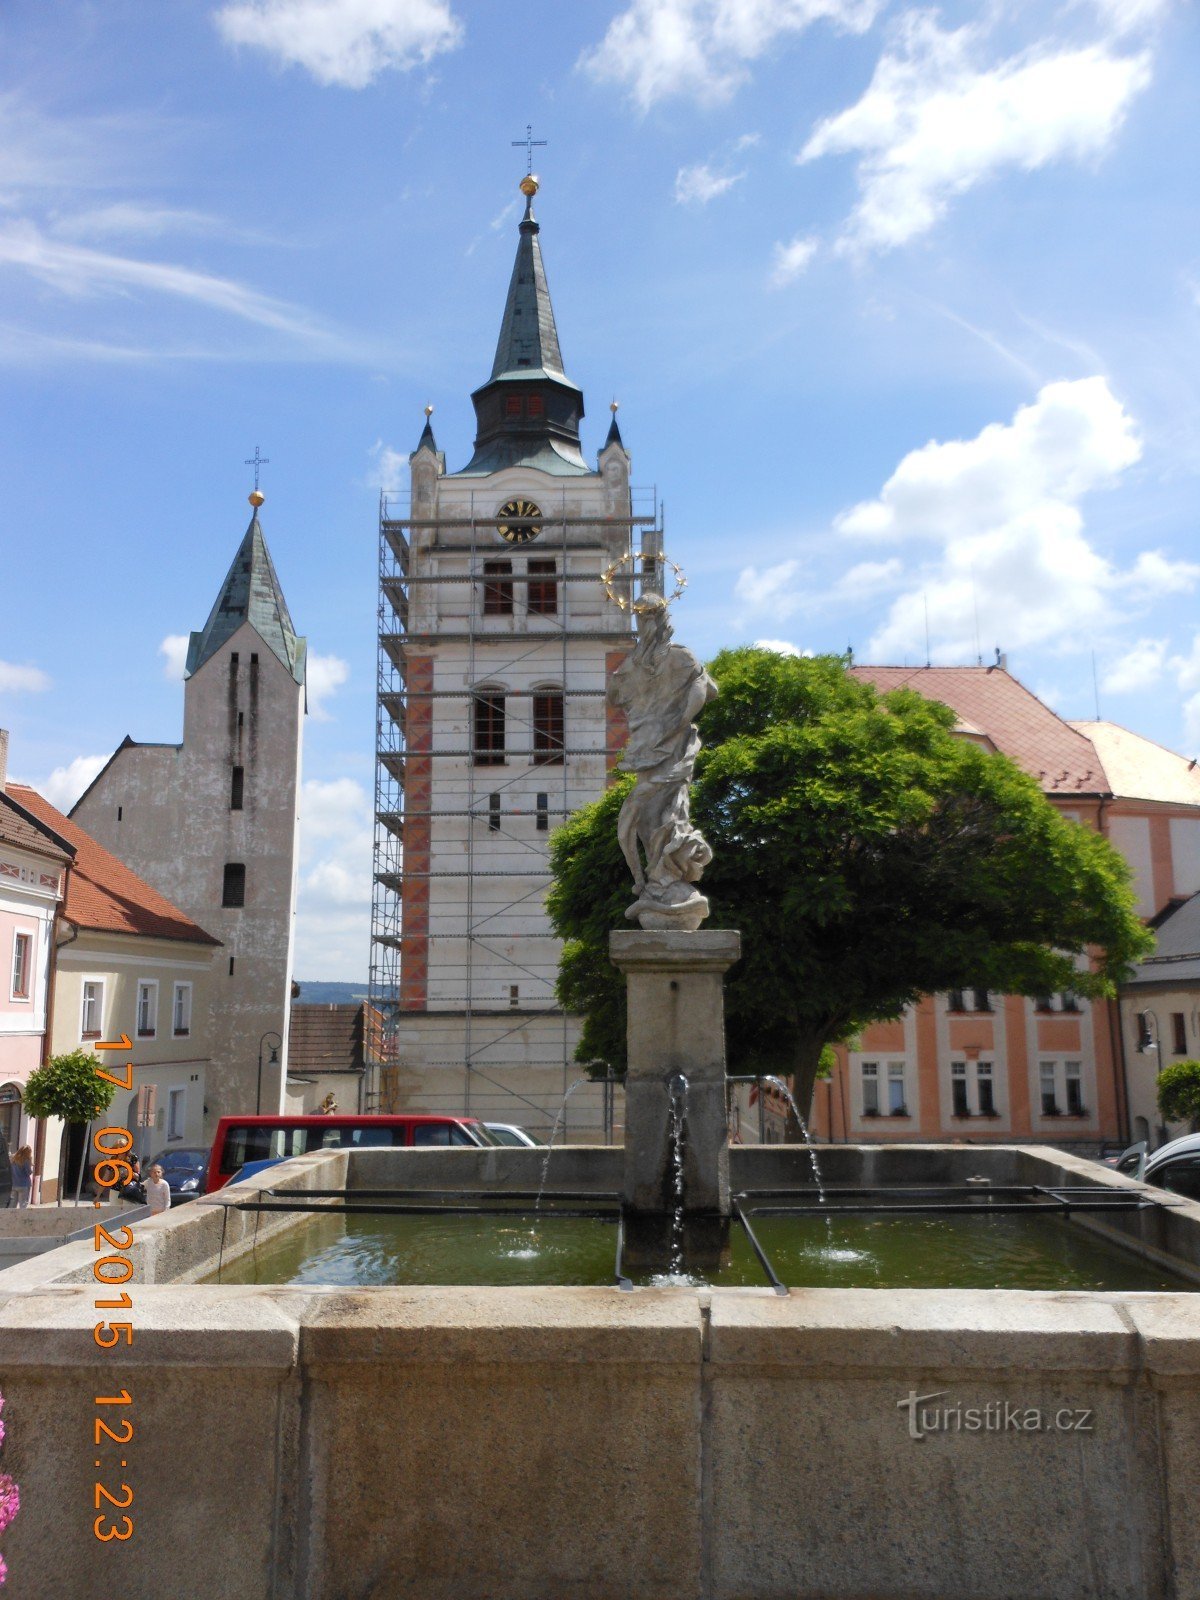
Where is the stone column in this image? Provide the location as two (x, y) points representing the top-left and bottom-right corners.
(609, 929), (741, 1219)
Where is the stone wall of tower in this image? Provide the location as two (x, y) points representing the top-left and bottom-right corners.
(72, 622), (303, 1130)
(383, 444), (636, 1134)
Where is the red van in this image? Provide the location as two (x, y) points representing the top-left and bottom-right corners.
(204, 1114), (496, 1193)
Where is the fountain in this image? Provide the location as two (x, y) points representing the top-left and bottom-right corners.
(604, 589), (740, 1274)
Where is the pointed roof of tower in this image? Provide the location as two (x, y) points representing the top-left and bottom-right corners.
(602, 401), (625, 452)
(455, 177), (588, 477)
(490, 183), (571, 384)
(185, 498), (307, 685)
(414, 408), (438, 453)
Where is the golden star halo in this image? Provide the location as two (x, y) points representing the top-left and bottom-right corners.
(602, 550), (687, 614)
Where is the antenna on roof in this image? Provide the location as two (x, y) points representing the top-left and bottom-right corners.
(971, 567), (982, 666)
(923, 593), (931, 668)
(1091, 650), (1101, 722)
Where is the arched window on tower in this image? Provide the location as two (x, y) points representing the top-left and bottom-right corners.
(473, 690), (506, 766)
(532, 689), (564, 765)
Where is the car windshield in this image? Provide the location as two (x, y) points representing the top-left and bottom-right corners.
(485, 1125), (524, 1146)
(153, 1149), (207, 1169)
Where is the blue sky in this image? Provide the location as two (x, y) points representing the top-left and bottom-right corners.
(2, 0), (1198, 978)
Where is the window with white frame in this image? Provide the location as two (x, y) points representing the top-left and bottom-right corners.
(167, 1086), (185, 1141)
(10, 932), (32, 1000)
(861, 1059), (908, 1117)
(172, 982), (192, 1038)
(136, 980), (158, 1039)
(81, 980), (104, 1040)
(951, 1060), (998, 1117)
(1038, 1059), (1086, 1117)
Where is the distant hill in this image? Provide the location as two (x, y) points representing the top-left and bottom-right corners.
(293, 980), (370, 1006)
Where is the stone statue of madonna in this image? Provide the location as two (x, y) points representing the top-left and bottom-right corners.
(607, 595), (718, 929)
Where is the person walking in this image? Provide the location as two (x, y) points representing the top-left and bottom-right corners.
(145, 1162), (171, 1216)
(9, 1146), (32, 1208)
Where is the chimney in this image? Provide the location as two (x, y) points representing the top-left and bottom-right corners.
(0, 728), (8, 791)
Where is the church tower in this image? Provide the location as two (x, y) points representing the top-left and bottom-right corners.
(370, 175), (661, 1134)
(73, 492), (306, 1126)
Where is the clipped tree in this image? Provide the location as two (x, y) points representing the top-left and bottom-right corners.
(1157, 1060), (1200, 1128)
(23, 1049), (118, 1202)
(549, 648), (1154, 1115)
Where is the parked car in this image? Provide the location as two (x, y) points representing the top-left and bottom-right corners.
(484, 1123), (545, 1148)
(204, 1114), (497, 1193)
(1109, 1133), (1200, 1200)
(149, 1146), (210, 1205)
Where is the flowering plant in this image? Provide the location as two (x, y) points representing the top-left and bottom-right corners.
(0, 1390), (18, 1584)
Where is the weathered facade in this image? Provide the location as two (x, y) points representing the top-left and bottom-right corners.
(370, 177), (651, 1136)
(72, 499), (305, 1130)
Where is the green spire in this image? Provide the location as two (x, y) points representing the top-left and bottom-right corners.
(185, 502), (306, 685)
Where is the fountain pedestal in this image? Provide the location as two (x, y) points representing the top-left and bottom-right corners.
(609, 929), (741, 1240)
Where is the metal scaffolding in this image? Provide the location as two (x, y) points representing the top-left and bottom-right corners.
(367, 486), (661, 1129)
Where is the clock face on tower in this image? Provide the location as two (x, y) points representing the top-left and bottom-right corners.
(496, 499), (542, 544)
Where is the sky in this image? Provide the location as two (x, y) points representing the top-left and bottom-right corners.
(1, 0), (1198, 980)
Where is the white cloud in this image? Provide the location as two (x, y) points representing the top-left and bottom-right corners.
(215, 0), (463, 88)
(800, 16), (1152, 251)
(0, 660), (51, 694)
(754, 638), (813, 657)
(53, 204), (248, 243)
(0, 220), (339, 345)
(37, 754), (109, 812)
(734, 559), (803, 618)
(306, 652), (350, 720)
(835, 558), (902, 598)
(294, 776), (374, 978)
(675, 163), (742, 205)
(370, 438), (409, 489)
(581, 0), (878, 110)
(835, 378), (1199, 662)
(159, 634), (189, 680)
(770, 234), (819, 286)
(1101, 638), (1167, 693)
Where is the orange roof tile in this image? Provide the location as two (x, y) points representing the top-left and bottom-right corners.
(0, 792), (74, 867)
(7, 784), (220, 946)
(850, 666), (1109, 795)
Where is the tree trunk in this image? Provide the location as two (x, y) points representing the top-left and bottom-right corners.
(788, 1034), (828, 1130)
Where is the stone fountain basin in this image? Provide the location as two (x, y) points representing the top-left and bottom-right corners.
(1, 1144), (1198, 1600)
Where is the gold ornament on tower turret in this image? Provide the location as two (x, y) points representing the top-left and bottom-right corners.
(520, 174), (539, 198)
(249, 490), (265, 508)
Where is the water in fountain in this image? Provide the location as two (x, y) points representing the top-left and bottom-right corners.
(535, 1076), (589, 1213)
(668, 1073), (688, 1274)
(761, 1075), (827, 1200)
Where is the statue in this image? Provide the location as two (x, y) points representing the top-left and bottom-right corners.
(608, 594), (718, 929)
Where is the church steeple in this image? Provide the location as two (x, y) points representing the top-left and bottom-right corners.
(458, 177), (588, 477)
(185, 495), (307, 685)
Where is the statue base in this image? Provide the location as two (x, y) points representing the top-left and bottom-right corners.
(609, 928), (740, 1225)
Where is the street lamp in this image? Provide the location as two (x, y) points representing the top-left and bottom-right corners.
(1137, 1010), (1166, 1144)
(256, 1031), (282, 1116)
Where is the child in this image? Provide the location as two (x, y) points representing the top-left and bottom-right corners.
(145, 1162), (171, 1215)
(9, 1146), (32, 1208)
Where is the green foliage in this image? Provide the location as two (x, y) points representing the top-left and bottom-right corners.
(1157, 1060), (1200, 1125)
(550, 649), (1154, 1111)
(22, 1049), (117, 1125)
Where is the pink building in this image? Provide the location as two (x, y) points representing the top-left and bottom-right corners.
(0, 731), (71, 1153)
(789, 667), (1200, 1152)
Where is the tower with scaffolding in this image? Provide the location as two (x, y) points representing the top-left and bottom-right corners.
(368, 175), (662, 1137)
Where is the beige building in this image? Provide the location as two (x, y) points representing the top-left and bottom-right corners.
(11, 784), (219, 1200)
(72, 494), (305, 1131)
(1119, 890), (1200, 1149)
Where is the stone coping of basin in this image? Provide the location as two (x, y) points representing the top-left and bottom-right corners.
(0, 1283), (1196, 1376)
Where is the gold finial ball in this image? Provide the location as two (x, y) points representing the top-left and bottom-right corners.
(520, 174), (539, 197)
(611, 399), (620, 414)
(424, 404), (434, 418)
(249, 489), (265, 508)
